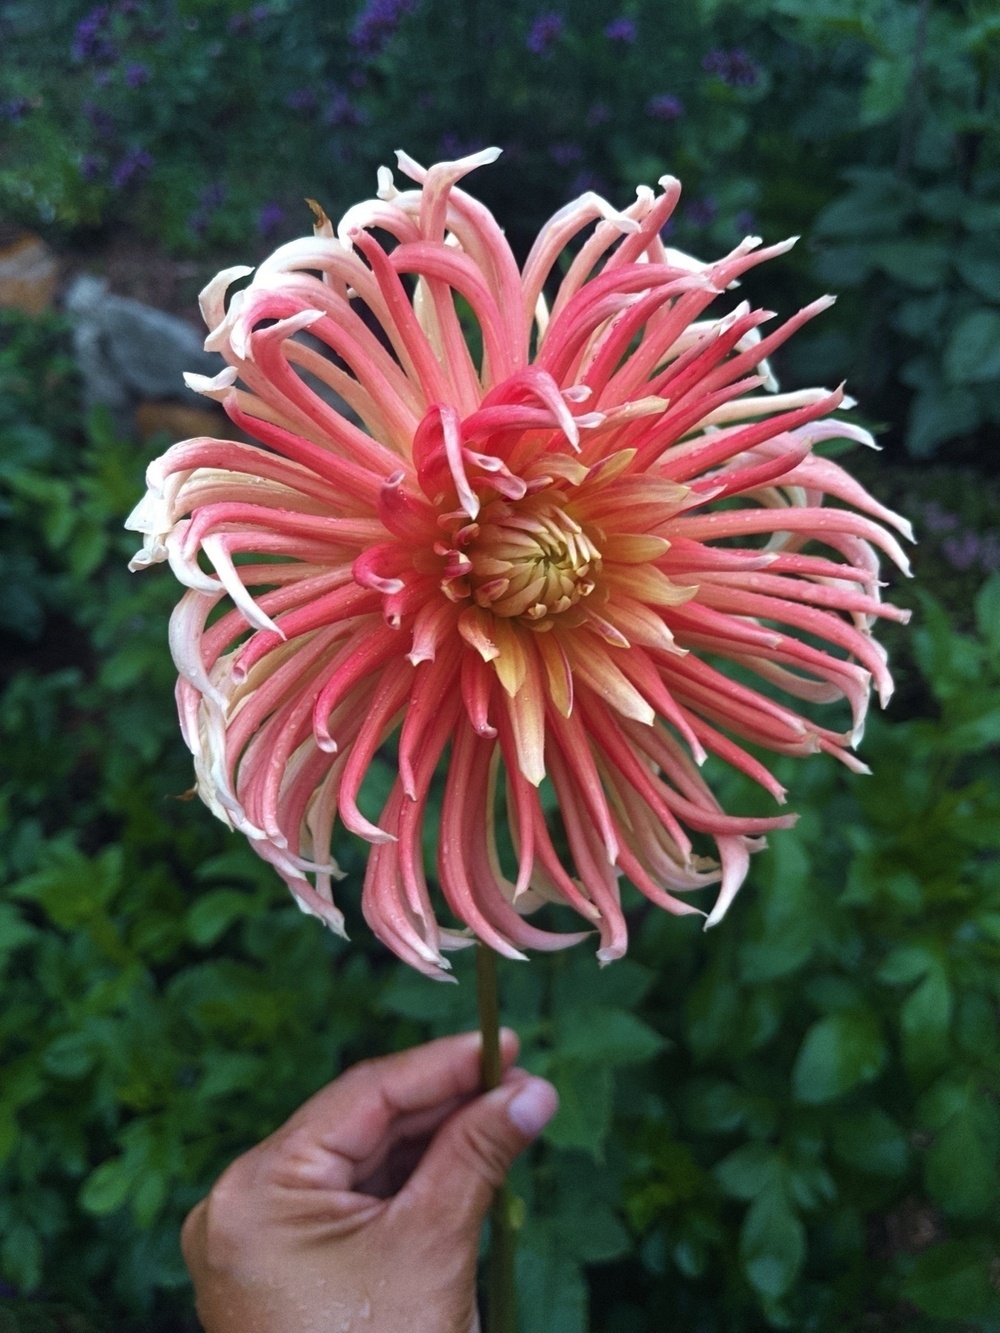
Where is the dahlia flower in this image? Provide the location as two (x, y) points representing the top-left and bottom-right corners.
(127, 148), (911, 978)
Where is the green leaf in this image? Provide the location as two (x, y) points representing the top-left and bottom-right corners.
(714, 1143), (781, 1201)
(542, 1061), (613, 1159)
(553, 1008), (666, 1068)
(556, 1202), (630, 1264)
(876, 943), (937, 986)
(900, 967), (952, 1073)
(832, 1107), (908, 1177)
(955, 243), (1000, 301)
(79, 1157), (135, 1216)
(739, 836), (815, 982)
(0, 903), (36, 973)
(186, 889), (258, 947)
(944, 309), (1000, 384)
(738, 1182), (805, 1300)
(791, 1011), (886, 1104)
(518, 1226), (588, 1333)
(975, 573), (1000, 653)
(902, 1241), (993, 1319)
(866, 240), (948, 289)
(907, 384), (980, 456)
(41, 1032), (96, 1081)
(682, 1079), (749, 1134)
(0, 1222), (42, 1293)
(859, 56), (907, 124)
(925, 1101), (1000, 1220)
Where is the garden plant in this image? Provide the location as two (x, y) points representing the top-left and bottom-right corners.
(1, 1), (999, 1330)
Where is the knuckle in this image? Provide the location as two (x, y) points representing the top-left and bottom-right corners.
(190, 1161), (257, 1273)
(453, 1117), (513, 1191)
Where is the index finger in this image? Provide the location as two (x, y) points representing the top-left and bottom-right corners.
(266, 1028), (520, 1191)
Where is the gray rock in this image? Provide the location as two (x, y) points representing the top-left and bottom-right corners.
(65, 275), (221, 433)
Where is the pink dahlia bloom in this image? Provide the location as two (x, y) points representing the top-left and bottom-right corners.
(127, 149), (911, 978)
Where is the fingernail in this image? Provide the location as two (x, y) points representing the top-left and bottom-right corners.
(506, 1078), (558, 1137)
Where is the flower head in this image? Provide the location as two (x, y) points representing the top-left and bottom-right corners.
(603, 17), (637, 43)
(702, 47), (761, 88)
(349, 0), (417, 56)
(646, 93), (684, 122)
(128, 150), (911, 978)
(526, 12), (563, 54)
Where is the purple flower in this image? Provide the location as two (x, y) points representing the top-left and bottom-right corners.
(702, 47), (761, 88)
(82, 99), (116, 138)
(79, 154), (104, 181)
(188, 181), (228, 235)
(123, 62), (150, 89)
(549, 141), (583, 167)
(258, 202), (285, 237)
(570, 170), (606, 195)
(735, 208), (757, 236)
(686, 196), (718, 229)
(942, 530), (981, 571)
(527, 12), (563, 55)
(603, 17), (636, 43)
(201, 180), (227, 210)
(323, 90), (368, 128)
(228, 6), (269, 34)
(439, 131), (486, 159)
(110, 146), (153, 191)
(585, 101), (611, 127)
(286, 87), (318, 113)
(72, 6), (117, 63)
(645, 93), (684, 122)
(922, 501), (958, 534)
(349, 0), (417, 56)
(1, 97), (31, 124)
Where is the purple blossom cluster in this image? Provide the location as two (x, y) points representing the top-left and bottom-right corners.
(915, 501), (1000, 574)
(645, 93), (684, 122)
(603, 17), (636, 43)
(439, 131), (486, 160)
(228, 5), (271, 35)
(123, 61), (150, 88)
(735, 208), (757, 236)
(585, 101), (611, 127)
(82, 99), (116, 139)
(702, 47), (761, 88)
(549, 141), (584, 167)
(686, 196), (718, 229)
(526, 12), (563, 55)
(72, 6), (118, 63)
(110, 145), (153, 191)
(285, 87), (318, 113)
(349, 0), (417, 57)
(0, 97), (31, 124)
(187, 180), (227, 235)
(569, 170), (606, 196)
(323, 89), (369, 128)
(257, 202), (285, 237)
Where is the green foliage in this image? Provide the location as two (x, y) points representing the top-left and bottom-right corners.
(3, 3), (1000, 1321)
(3, 0), (999, 461)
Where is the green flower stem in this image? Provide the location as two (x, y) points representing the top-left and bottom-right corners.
(476, 944), (517, 1333)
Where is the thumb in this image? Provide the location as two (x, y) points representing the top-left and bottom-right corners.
(399, 1071), (558, 1235)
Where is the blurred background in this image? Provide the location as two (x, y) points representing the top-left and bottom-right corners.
(1, 1), (999, 1329)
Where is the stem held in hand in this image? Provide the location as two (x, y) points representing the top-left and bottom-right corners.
(476, 944), (517, 1333)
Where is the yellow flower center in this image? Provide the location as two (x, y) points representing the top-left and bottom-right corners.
(466, 498), (602, 620)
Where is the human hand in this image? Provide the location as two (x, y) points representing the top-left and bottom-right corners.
(181, 1029), (558, 1333)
